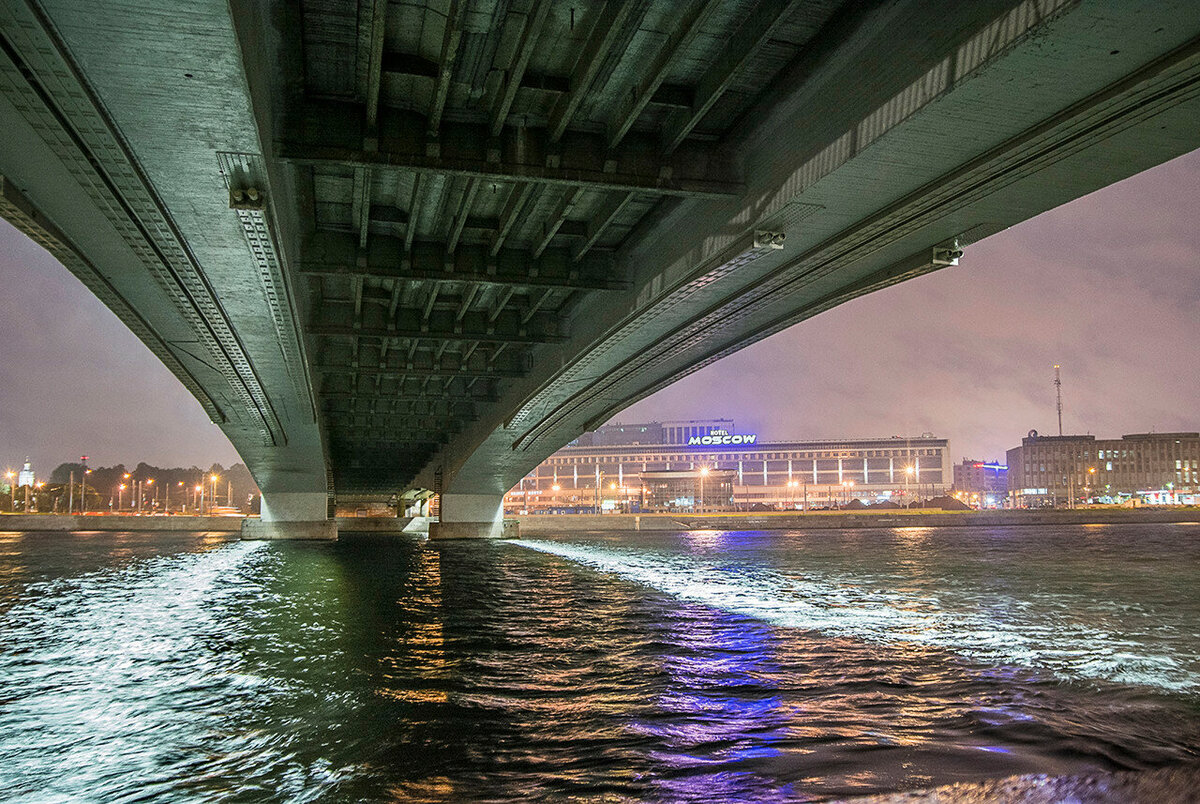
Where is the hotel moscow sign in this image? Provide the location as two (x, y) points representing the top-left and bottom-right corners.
(688, 429), (757, 446)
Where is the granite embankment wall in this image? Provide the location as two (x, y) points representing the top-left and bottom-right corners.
(0, 515), (432, 535)
(516, 507), (1200, 535)
(0, 514), (245, 532)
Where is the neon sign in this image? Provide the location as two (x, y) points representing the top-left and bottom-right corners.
(688, 429), (757, 446)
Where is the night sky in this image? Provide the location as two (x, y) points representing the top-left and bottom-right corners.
(2, 149), (1198, 478)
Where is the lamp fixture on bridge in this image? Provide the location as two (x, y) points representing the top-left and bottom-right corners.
(932, 245), (964, 266)
(753, 230), (786, 249)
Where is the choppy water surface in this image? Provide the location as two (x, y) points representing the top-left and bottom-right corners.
(1, 525), (1198, 802)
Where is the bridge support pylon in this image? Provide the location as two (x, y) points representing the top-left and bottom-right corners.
(429, 494), (518, 540)
(242, 492), (337, 541)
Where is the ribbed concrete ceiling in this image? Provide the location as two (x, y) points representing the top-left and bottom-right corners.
(285, 0), (848, 495)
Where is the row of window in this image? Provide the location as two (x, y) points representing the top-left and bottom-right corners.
(547, 449), (943, 465)
(524, 472), (946, 486)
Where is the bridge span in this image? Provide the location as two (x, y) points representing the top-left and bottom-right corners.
(2, 0), (1199, 538)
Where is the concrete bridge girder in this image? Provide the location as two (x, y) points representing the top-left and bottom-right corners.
(4, 0), (1200, 529)
(423, 0), (1200, 501)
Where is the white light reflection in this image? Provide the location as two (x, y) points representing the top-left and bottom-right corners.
(512, 539), (1198, 693)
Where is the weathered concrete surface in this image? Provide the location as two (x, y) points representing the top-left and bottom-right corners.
(429, 494), (515, 539)
(429, 519), (520, 540)
(839, 763), (1200, 803)
(517, 508), (1200, 534)
(335, 516), (429, 534)
(240, 519), (337, 541)
(0, 514), (243, 532)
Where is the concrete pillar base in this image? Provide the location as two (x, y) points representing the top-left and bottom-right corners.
(429, 519), (519, 540)
(241, 519), (338, 540)
(430, 493), (517, 539)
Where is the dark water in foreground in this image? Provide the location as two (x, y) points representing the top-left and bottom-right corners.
(1, 524), (1198, 802)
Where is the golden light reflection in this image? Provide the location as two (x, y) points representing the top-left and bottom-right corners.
(377, 546), (447, 704)
(386, 777), (455, 802)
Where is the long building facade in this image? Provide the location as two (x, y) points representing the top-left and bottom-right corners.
(1007, 431), (1200, 507)
(506, 420), (950, 513)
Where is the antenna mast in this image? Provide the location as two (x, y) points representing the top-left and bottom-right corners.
(1054, 365), (1063, 436)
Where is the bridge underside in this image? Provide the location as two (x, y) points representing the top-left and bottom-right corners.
(3, 0), (1200, 518)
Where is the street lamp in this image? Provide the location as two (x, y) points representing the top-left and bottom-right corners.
(699, 466), (710, 513)
(904, 465), (915, 506)
(210, 474), (219, 514)
(81, 468), (92, 515)
(118, 483), (126, 511)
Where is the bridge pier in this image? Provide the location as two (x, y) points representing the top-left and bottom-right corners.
(429, 494), (518, 540)
(403, 498), (431, 517)
(241, 492), (337, 541)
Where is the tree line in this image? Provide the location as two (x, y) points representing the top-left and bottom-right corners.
(4, 462), (262, 514)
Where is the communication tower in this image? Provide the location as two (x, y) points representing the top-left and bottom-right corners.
(1054, 365), (1063, 436)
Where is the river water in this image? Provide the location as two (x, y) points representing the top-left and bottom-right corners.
(1, 524), (1198, 802)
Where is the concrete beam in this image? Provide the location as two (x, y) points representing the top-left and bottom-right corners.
(307, 318), (564, 345)
(280, 103), (743, 199)
(299, 232), (626, 291)
(660, 0), (801, 153)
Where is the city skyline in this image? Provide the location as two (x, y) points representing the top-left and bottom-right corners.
(2, 149), (1198, 476)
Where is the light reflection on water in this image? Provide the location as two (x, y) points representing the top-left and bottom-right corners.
(0, 525), (1198, 802)
(512, 532), (1200, 693)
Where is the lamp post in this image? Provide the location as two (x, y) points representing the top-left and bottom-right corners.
(904, 465), (915, 507)
(210, 474), (219, 514)
(81, 468), (92, 515)
(787, 479), (798, 509)
(5, 471), (15, 512)
(118, 483), (126, 511)
(1086, 466), (1096, 506)
(195, 484), (204, 516)
(699, 466), (709, 513)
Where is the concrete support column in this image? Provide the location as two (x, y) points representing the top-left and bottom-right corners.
(242, 492), (337, 540)
(430, 493), (517, 540)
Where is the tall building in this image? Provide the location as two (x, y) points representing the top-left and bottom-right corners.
(506, 421), (950, 512)
(17, 458), (34, 488)
(1007, 431), (1200, 506)
(952, 459), (1007, 507)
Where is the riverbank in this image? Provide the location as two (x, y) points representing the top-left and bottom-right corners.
(0, 514), (246, 532)
(6, 508), (1198, 537)
(517, 506), (1200, 534)
(0, 514), (429, 535)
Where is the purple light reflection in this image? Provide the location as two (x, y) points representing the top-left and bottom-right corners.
(629, 600), (797, 802)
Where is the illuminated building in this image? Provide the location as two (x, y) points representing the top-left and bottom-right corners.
(1007, 431), (1200, 506)
(506, 421), (950, 512)
(642, 470), (736, 512)
(575, 419), (735, 448)
(17, 458), (34, 488)
(952, 459), (1007, 507)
